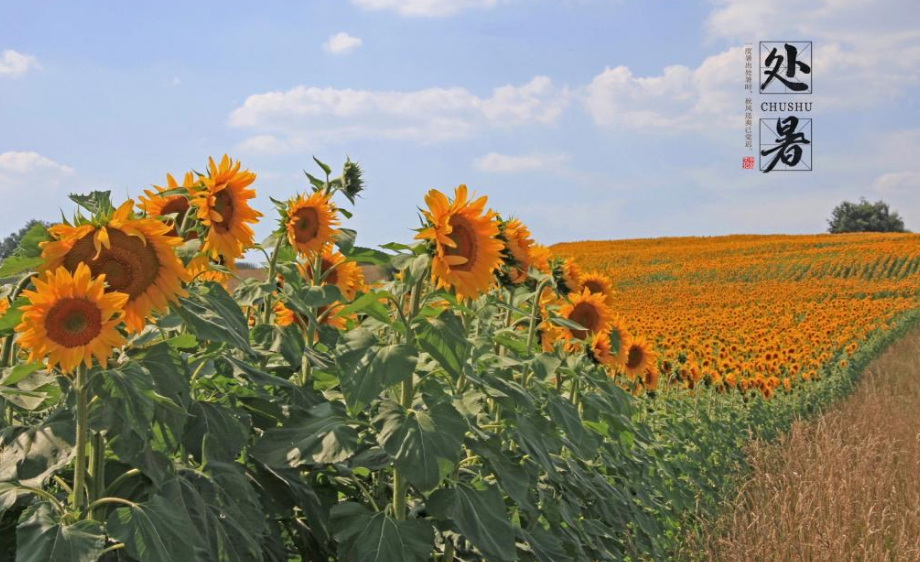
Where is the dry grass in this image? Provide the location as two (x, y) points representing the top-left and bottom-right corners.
(695, 329), (920, 562)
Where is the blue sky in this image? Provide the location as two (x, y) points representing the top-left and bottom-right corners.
(2, 0), (919, 252)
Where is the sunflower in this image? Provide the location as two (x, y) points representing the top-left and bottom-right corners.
(190, 155), (261, 261)
(558, 289), (613, 341)
(416, 185), (504, 300)
(139, 172), (198, 238)
(16, 264), (127, 373)
(500, 218), (534, 284)
(301, 249), (365, 300)
(553, 258), (582, 295)
(579, 271), (616, 307)
(530, 244), (553, 275)
(273, 301), (349, 331)
(606, 316), (631, 365)
(589, 331), (616, 369)
(623, 335), (658, 381)
(0, 299), (8, 318)
(285, 191), (340, 257)
(41, 200), (190, 332)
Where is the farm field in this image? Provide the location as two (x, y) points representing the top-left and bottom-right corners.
(0, 157), (919, 562)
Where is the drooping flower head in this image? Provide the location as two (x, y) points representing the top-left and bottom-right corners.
(139, 172), (198, 239)
(553, 258), (582, 295)
(499, 218), (535, 284)
(190, 155), (262, 261)
(589, 331), (617, 369)
(41, 200), (190, 332)
(416, 185), (504, 300)
(16, 264), (127, 373)
(285, 191), (340, 257)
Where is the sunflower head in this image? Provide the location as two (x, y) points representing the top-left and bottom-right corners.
(299, 249), (365, 301)
(589, 331), (616, 369)
(284, 191), (340, 257)
(499, 218), (535, 285)
(139, 172), (198, 239)
(623, 335), (658, 381)
(416, 185), (504, 300)
(579, 271), (616, 307)
(41, 199), (190, 332)
(16, 264), (128, 373)
(559, 288), (614, 342)
(190, 155), (262, 261)
(552, 258), (582, 295)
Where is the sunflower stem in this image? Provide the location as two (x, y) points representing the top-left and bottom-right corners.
(260, 233), (285, 326)
(72, 363), (90, 513)
(393, 280), (423, 521)
(89, 431), (105, 520)
(522, 278), (552, 388)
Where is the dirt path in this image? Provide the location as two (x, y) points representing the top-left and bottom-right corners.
(696, 328), (920, 562)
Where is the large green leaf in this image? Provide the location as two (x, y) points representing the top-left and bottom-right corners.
(15, 503), (105, 562)
(176, 282), (253, 354)
(336, 329), (417, 413)
(427, 482), (516, 562)
(182, 401), (251, 463)
(106, 495), (197, 562)
(251, 324), (305, 368)
(374, 398), (466, 492)
(416, 312), (470, 381)
(251, 402), (358, 467)
(330, 502), (433, 562)
(0, 412), (74, 487)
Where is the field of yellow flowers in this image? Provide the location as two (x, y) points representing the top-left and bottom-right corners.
(0, 154), (918, 562)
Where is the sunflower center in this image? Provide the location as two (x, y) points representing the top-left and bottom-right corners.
(160, 197), (196, 239)
(569, 302), (600, 339)
(445, 217), (477, 272)
(583, 280), (604, 294)
(65, 229), (161, 299)
(626, 345), (645, 370)
(45, 298), (103, 348)
(213, 189), (236, 232)
(292, 207), (320, 244)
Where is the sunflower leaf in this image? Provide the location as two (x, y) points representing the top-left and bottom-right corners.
(15, 503), (105, 562)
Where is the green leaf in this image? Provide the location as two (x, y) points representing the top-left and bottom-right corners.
(416, 312), (470, 381)
(312, 155), (332, 176)
(330, 502), (433, 562)
(0, 297), (25, 335)
(283, 284), (342, 315)
(251, 324), (304, 368)
(336, 329), (417, 413)
(175, 282), (253, 354)
(335, 229), (358, 254)
(374, 398), (466, 492)
(68, 190), (113, 215)
(427, 483), (516, 562)
(106, 495), (197, 562)
(344, 247), (391, 266)
(336, 290), (391, 324)
(0, 257), (43, 278)
(220, 355), (297, 389)
(520, 527), (574, 562)
(16, 503), (105, 562)
(0, 363), (42, 387)
(182, 401), (251, 463)
(252, 402), (358, 467)
(0, 412), (74, 487)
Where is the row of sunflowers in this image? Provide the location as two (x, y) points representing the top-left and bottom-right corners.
(1, 155), (918, 562)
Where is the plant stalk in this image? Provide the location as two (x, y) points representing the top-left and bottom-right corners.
(72, 363), (89, 512)
(392, 280), (423, 520)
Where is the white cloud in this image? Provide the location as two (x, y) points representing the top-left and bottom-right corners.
(231, 76), (569, 152)
(474, 152), (570, 173)
(872, 171), (920, 194)
(350, 0), (509, 17)
(0, 152), (73, 176)
(583, 47), (740, 132)
(323, 32), (363, 55)
(0, 50), (40, 78)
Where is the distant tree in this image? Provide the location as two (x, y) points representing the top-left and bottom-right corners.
(0, 220), (49, 260)
(827, 198), (907, 234)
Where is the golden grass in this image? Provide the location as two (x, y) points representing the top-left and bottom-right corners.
(692, 328), (920, 561)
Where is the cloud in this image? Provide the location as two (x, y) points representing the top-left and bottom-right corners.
(323, 32), (363, 55)
(0, 152), (73, 176)
(0, 49), (40, 78)
(231, 76), (569, 152)
(583, 47), (740, 132)
(350, 0), (509, 17)
(474, 152), (570, 173)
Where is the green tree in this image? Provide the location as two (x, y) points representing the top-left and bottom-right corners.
(0, 220), (49, 261)
(828, 198), (907, 233)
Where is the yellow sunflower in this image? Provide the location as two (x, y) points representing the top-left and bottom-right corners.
(301, 249), (365, 301)
(579, 271), (616, 307)
(623, 335), (658, 381)
(41, 200), (190, 333)
(530, 244), (553, 274)
(273, 301), (349, 331)
(558, 288), (614, 341)
(285, 191), (340, 257)
(559, 258), (582, 294)
(190, 155), (262, 261)
(500, 218), (534, 284)
(16, 264), (127, 373)
(138, 172), (198, 238)
(589, 331), (616, 369)
(416, 185), (504, 300)
(0, 299), (8, 317)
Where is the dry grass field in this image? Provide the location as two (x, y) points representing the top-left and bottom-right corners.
(694, 327), (920, 562)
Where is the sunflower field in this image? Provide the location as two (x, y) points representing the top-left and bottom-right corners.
(0, 156), (919, 562)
